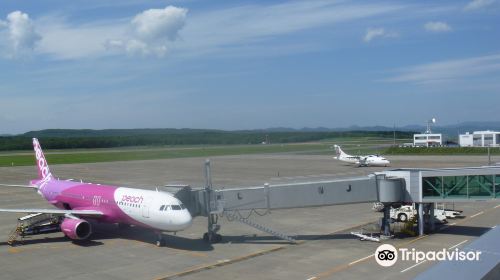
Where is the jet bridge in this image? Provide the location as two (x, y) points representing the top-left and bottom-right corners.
(173, 161), (500, 243)
(173, 160), (404, 243)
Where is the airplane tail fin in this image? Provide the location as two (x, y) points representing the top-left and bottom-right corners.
(33, 138), (52, 180)
(334, 145), (348, 158)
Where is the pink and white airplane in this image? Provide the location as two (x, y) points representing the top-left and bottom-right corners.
(0, 138), (192, 246)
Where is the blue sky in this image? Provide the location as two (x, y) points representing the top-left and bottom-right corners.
(0, 0), (499, 134)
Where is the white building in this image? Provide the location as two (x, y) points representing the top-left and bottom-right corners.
(459, 132), (473, 147)
(459, 131), (500, 147)
(413, 133), (442, 147)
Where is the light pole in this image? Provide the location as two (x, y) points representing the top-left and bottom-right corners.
(426, 118), (436, 134)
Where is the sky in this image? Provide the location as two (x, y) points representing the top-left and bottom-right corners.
(0, 0), (499, 134)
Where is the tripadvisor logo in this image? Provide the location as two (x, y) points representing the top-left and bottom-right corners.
(374, 243), (482, 267)
(375, 244), (398, 267)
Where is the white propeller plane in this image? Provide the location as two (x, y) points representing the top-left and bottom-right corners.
(333, 145), (390, 167)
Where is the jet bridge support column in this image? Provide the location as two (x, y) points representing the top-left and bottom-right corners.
(382, 205), (391, 237)
(418, 203), (424, 236)
(429, 203), (435, 232)
(203, 160), (222, 243)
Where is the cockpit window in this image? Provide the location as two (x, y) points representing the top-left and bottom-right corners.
(180, 204), (186, 210)
(171, 205), (182, 210)
(160, 205), (165, 211)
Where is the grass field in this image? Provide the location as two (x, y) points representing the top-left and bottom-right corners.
(0, 143), (331, 167)
(4, 137), (492, 168)
(385, 146), (500, 155)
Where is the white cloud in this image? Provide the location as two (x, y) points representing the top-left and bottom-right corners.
(37, 18), (126, 60)
(173, 2), (405, 57)
(131, 6), (186, 41)
(464, 0), (496, 11)
(384, 53), (500, 84)
(364, 28), (385, 42)
(0, 11), (41, 56)
(2, 1), (408, 60)
(106, 6), (187, 57)
(363, 27), (398, 42)
(424, 21), (451, 32)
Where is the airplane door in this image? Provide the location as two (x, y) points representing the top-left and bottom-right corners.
(142, 205), (150, 218)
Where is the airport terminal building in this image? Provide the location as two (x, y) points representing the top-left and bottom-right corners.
(413, 133), (443, 147)
(459, 131), (500, 147)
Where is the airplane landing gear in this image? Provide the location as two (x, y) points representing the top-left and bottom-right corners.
(155, 232), (165, 247)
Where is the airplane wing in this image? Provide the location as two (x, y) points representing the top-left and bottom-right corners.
(0, 208), (103, 217)
(0, 184), (37, 189)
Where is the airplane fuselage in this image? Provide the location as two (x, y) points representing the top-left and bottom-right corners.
(31, 178), (192, 232)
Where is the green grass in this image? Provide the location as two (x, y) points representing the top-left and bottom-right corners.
(385, 146), (500, 155)
(0, 144), (330, 167)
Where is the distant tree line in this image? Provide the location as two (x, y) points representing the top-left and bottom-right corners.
(0, 129), (415, 151)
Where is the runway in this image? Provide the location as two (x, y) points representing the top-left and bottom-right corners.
(0, 153), (499, 280)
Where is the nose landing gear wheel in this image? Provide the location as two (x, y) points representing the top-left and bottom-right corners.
(155, 232), (165, 247)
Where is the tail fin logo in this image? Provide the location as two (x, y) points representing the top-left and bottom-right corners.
(33, 138), (51, 179)
(334, 145), (341, 157)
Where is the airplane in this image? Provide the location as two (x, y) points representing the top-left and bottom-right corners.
(333, 145), (390, 167)
(0, 138), (192, 246)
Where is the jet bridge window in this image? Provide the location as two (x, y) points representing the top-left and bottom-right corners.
(422, 176), (443, 198)
(424, 175), (497, 199)
(468, 175), (494, 197)
(496, 175), (500, 198)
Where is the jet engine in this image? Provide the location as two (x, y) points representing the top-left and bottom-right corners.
(60, 217), (92, 240)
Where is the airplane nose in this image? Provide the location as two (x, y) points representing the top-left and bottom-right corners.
(183, 210), (193, 226)
(177, 210), (193, 230)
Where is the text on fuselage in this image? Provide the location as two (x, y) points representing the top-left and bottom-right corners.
(121, 195), (144, 204)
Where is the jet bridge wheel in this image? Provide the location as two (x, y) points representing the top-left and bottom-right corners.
(203, 232), (222, 243)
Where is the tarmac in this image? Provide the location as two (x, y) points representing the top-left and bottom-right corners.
(0, 153), (499, 280)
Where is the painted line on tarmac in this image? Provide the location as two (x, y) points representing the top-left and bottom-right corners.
(348, 254), (374, 265)
(154, 246), (286, 280)
(309, 205), (500, 279)
(400, 260), (427, 273)
(307, 236), (431, 279)
(469, 211), (484, 218)
(154, 220), (375, 280)
(448, 239), (468, 250)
